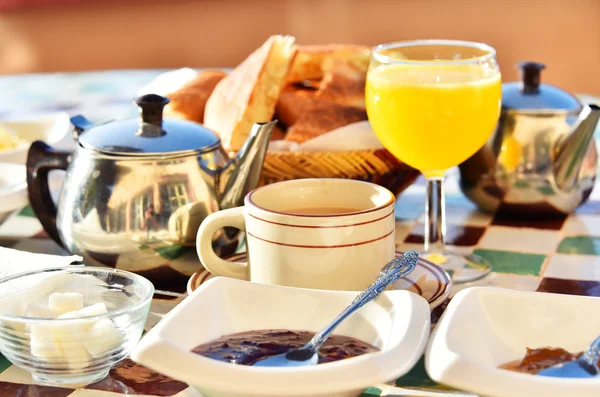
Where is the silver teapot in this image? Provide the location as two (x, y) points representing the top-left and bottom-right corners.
(459, 62), (600, 216)
(26, 94), (275, 289)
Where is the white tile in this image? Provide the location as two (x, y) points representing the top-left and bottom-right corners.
(394, 220), (415, 243)
(149, 297), (181, 315)
(562, 215), (600, 236)
(544, 254), (600, 281)
(395, 242), (424, 252)
(174, 388), (203, 397)
(145, 298), (181, 330)
(0, 365), (35, 384)
(477, 226), (561, 254)
(417, 208), (492, 227)
(0, 366), (161, 396)
(395, 243), (474, 258)
(445, 209), (492, 227)
(451, 273), (541, 296)
(0, 213), (43, 239)
(10, 238), (69, 255)
(145, 311), (166, 330)
(417, 198), (493, 227)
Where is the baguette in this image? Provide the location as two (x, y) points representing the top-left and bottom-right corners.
(204, 35), (297, 151)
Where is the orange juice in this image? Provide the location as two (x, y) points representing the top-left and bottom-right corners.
(366, 63), (501, 178)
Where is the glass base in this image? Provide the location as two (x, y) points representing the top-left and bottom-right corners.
(420, 251), (492, 284)
(32, 369), (109, 388)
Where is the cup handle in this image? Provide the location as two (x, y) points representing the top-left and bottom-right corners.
(196, 206), (248, 280)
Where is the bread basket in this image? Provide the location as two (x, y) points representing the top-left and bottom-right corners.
(258, 148), (419, 195)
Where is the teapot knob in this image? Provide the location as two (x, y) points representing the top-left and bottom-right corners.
(517, 61), (546, 94)
(135, 94), (170, 126)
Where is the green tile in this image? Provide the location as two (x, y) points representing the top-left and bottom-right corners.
(536, 185), (555, 196)
(557, 236), (600, 255)
(155, 245), (192, 260)
(514, 180), (530, 189)
(360, 386), (382, 396)
(235, 234), (247, 253)
(473, 249), (545, 276)
(0, 353), (11, 374)
(18, 206), (36, 217)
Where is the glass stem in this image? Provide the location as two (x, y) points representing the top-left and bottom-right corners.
(424, 177), (446, 254)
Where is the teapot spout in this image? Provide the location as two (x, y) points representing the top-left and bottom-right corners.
(216, 121), (276, 210)
(553, 104), (600, 192)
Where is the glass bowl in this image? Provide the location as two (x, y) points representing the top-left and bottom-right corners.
(0, 266), (154, 387)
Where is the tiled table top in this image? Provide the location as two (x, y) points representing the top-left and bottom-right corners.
(1, 71), (599, 397)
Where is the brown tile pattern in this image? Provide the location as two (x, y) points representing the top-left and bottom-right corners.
(134, 266), (190, 293)
(0, 381), (74, 397)
(86, 359), (188, 396)
(0, 239), (18, 248)
(536, 277), (600, 296)
(430, 298), (451, 325)
(491, 204), (568, 230)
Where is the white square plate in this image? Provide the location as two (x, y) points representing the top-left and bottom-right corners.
(133, 277), (431, 397)
(426, 287), (600, 397)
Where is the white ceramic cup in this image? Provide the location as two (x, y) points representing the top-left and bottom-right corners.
(196, 178), (396, 290)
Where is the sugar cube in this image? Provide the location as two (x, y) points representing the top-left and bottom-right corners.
(11, 302), (27, 316)
(24, 295), (112, 370)
(58, 302), (107, 320)
(25, 303), (62, 319)
(48, 292), (83, 314)
(58, 302), (108, 332)
(59, 339), (90, 370)
(30, 339), (64, 360)
(52, 321), (85, 343)
(29, 324), (63, 360)
(4, 302), (28, 333)
(84, 318), (123, 357)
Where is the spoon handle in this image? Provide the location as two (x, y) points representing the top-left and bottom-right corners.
(306, 251), (419, 352)
(350, 251), (420, 309)
(582, 334), (600, 373)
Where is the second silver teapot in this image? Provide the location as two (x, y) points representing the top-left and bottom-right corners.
(459, 62), (600, 216)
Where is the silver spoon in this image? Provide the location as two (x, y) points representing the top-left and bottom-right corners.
(252, 251), (419, 368)
(537, 334), (600, 378)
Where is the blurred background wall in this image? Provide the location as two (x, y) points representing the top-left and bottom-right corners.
(1, 0), (599, 94)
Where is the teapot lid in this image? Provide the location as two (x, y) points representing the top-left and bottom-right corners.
(78, 94), (221, 156)
(502, 62), (582, 112)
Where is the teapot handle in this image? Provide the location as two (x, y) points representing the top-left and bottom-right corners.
(26, 141), (71, 247)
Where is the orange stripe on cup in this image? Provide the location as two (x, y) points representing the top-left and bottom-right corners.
(247, 208), (395, 229)
(246, 229), (395, 249)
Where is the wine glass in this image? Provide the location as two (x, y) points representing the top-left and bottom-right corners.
(365, 40), (501, 283)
